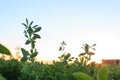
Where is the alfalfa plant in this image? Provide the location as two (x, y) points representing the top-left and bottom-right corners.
(79, 44), (96, 66)
(21, 18), (41, 61)
(58, 41), (74, 64)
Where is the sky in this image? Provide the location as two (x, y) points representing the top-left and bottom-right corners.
(0, 0), (120, 62)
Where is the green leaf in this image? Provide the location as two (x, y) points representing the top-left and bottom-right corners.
(21, 57), (28, 61)
(22, 23), (27, 28)
(30, 49), (33, 53)
(26, 18), (29, 25)
(21, 48), (29, 57)
(79, 53), (86, 56)
(65, 53), (71, 60)
(59, 47), (62, 51)
(34, 27), (41, 32)
(97, 66), (108, 80)
(33, 25), (38, 28)
(0, 44), (11, 55)
(92, 44), (96, 46)
(29, 21), (33, 26)
(25, 39), (31, 45)
(25, 34), (28, 38)
(88, 52), (95, 55)
(30, 51), (38, 58)
(32, 34), (41, 40)
(73, 72), (92, 80)
(24, 30), (29, 38)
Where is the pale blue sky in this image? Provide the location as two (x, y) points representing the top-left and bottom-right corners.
(0, 0), (120, 62)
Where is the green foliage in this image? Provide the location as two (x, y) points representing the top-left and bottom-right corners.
(1, 58), (119, 80)
(71, 61), (90, 75)
(19, 62), (46, 80)
(0, 44), (11, 55)
(19, 61), (75, 80)
(58, 53), (74, 64)
(80, 44), (96, 60)
(79, 44), (96, 66)
(0, 59), (22, 80)
(87, 62), (98, 80)
(21, 18), (41, 61)
(58, 41), (74, 64)
(21, 48), (29, 61)
(108, 64), (120, 80)
(48, 61), (76, 80)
